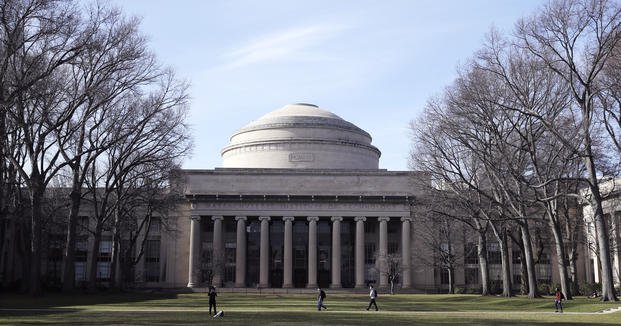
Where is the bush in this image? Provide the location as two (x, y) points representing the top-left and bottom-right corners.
(537, 283), (552, 295)
(579, 282), (601, 296)
(454, 287), (465, 294)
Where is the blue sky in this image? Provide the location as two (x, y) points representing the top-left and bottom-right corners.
(109, 0), (544, 171)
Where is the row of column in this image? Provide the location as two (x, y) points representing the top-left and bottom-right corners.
(188, 215), (412, 288)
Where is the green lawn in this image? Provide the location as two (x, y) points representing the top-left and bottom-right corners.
(1, 292), (620, 325)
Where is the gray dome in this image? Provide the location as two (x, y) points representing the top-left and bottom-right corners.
(221, 103), (381, 169)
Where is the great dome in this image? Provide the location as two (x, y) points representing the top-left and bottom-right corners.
(221, 103), (381, 169)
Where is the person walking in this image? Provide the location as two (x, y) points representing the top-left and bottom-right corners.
(366, 285), (379, 311)
(554, 287), (564, 313)
(317, 288), (327, 311)
(208, 286), (218, 316)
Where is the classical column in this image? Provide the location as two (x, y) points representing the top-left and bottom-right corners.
(212, 215), (224, 287)
(307, 216), (319, 288)
(401, 216), (412, 288)
(234, 216), (247, 288)
(330, 216), (343, 288)
(187, 215), (201, 287)
(259, 216), (271, 287)
(355, 216), (367, 288)
(283, 216), (294, 288)
(378, 217), (390, 288)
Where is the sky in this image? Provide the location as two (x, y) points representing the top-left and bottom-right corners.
(108, 0), (544, 171)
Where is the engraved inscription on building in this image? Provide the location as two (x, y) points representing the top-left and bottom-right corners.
(289, 152), (315, 162)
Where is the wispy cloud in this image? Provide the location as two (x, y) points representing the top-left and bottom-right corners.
(221, 23), (348, 69)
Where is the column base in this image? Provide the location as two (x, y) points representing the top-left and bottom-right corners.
(187, 282), (199, 288)
(329, 284), (342, 289)
(307, 284), (318, 289)
(258, 283), (269, 288)
(355, 283), (366, 288)
(234, 283), (246, 288)
(282, 283), (294, 289)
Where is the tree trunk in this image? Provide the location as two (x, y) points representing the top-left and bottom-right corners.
(109, 207), (121, 289)
(28, 178), (44, 295)
(62, 182), (81, 292)
(448, 267), (454, 294)
(519, 221), (539, 298)
(87, 224), (103, 291)
(583, 118), (617, 301)
(513, 235), (529, 295)
(477, 229), (490, 295)
(499, 229), (512, 297)
(549, 214), (572, 300)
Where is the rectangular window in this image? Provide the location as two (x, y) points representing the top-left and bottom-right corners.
(440, 269), (449, 284)
(145, 240), (160, 263)
(512, 250), (522, 264)
(97, 262), (110, 280)
(388, 242), (399, 255)
(365, 242), (376, 264)
(465, 267), (479, 284)
(145, 240), (161, 282)
(295, 248), (306, 268)
(364, 221), (376, 234)
(75, 240), (88, 262)
(99, 239), (112, 262)
(148, 218), (160, 234)
(464, 243), (478, 265)
(75, 262), (87, 282)
(487, 243), (501, 265)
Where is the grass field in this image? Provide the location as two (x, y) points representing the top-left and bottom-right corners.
(1, 292), (620, 325)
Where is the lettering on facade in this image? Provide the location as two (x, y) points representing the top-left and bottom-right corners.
(199, 201), (406, 211)
(289, 152), (314, 162)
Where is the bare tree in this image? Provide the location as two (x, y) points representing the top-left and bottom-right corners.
(0, 0), (96, 294)
(514, 0), (621, 301)
(56, 3), (165, 292)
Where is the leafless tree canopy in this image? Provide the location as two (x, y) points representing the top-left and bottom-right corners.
(0, 0), (192, 294)
(410, 0), (620, 301)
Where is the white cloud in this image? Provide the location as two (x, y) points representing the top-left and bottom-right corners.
(221, 23), (348, 69)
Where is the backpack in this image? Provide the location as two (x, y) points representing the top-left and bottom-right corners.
(320, 290), (326, 299)
(373, 289), (378, 298)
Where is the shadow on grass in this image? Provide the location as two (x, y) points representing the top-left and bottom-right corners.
(0, 291), (180, 309)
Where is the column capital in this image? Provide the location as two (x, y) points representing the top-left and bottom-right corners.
(212, 215), (224, 221)
(354, 216), (367, 222)
(400, 216), (412, 222)
(307, 216), (319, 222)
(331, 216), (343, 222)
(235, 216), (247, 221)
(283, 216), (295, 222)
(378, 217), (391, 222)
(259, 216), (271, 222)
(190, 215), (201, 221)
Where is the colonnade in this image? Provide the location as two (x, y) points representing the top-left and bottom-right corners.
(187, 215), (412, 289)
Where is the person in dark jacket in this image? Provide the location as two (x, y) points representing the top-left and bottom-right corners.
(317, 288), (327, 311)
(208, 286), (218, 316)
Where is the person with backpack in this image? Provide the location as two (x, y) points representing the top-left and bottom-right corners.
(554, 287), (564, 313)
(317, 288), (327, 311)
(366, 285), (379, 311)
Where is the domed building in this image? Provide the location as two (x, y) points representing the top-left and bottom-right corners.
(168, 104), (431, 290)
(221, 103), (380, 169)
